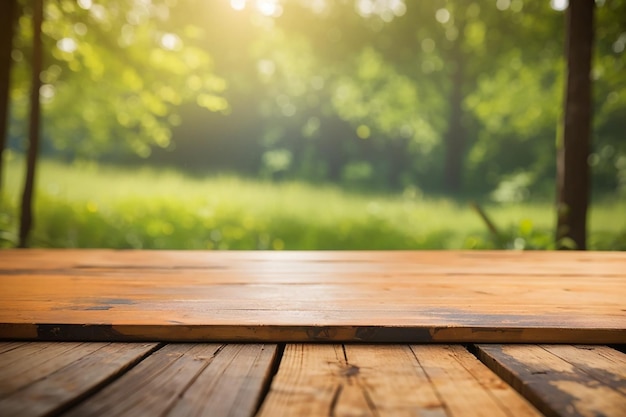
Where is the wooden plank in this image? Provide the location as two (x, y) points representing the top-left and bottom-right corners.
(63, 343), (278, 417)
(0, 343), (105, 396)
(2, 249), (624, 276)
(0, 342), (157, 417)
(167, 344), (278, 417)
(257, 344), (541, 417)
(1, 250), (625, 343)
(412, 345), (542, 417)
(0, 341), (26, 354)
(476, 344), (626, 417)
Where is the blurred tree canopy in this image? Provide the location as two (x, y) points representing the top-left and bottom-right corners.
(3, 0), (626, 200)
(7, 0), (227, 159)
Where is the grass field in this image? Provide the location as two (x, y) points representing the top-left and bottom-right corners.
(2, 155), (625, 250)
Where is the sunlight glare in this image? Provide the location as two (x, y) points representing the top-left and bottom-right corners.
(309, 0), (327, 14)
(496, 0), (511, 11)
(256, 0), (282, 17)
(160, 33), (182, 51)
(435, 8), (450, 24)
(89, 4), (107, 22)
(231, 0), (283, 17)
(57, 37), (78, 53)
(77, 0), (92, 10)
(389, 0), (406, 16)
(357, 0), (374, 16)
(356, 0), (406, 20)
(39, 84), (56, 103)
(230, 0), (246, 11)
(550, 0), (568, 11)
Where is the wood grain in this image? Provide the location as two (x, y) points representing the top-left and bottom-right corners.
(62, 343), (278, 417)
(257, 344), (541, 417)
(1, 250), (625, 343)
(476, 344), (626, 417)
(412, 345), (542, 417)
(0, 341), (157, 417)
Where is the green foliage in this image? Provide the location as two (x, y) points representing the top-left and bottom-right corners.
(9, 0), (226, 158)
(5, 0), (626, 201)
(2, 158), (625, 250)
(331, 47), (439, 151)
(465, 49), (563, 193)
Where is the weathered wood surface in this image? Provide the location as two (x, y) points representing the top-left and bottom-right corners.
(62, 343), (277, 417)
(1, 250), (625, 343)
(257, 344), (542, 417)
(0, 341), (157, 417)
(1, 341), (624, 417)
(476, 344), (626, 417)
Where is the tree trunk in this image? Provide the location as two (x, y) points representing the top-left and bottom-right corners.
(443, 58), (465, 193)
(0, 0), (18, 193)
(18, 0), (44, 248)
(443, 19), (466, 194)
(556, 0), (594, 250)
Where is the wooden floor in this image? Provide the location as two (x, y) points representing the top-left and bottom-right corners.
(1, 341), (625, 417)
(1, 250), (625, 343)
(1, 249), (625, 416)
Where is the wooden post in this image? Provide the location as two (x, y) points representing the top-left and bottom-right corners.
(18, 0), (44, 248)
(556, 0), (594, 250)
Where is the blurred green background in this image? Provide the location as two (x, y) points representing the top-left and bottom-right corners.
(2, 0), (625, 249)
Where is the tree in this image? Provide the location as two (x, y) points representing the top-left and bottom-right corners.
(19, 0), (43, 248)
(7, 0), (227, 160)
(6, 0), (229, 246)
(0, 0), (18, 192)
(274, 1), (443, 188)
(589, 0), (626, 195)
(442, 14), (467, 193)
(556, 0), (594, 250)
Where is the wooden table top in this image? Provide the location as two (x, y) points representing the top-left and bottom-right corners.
(1, 249), (624, 344)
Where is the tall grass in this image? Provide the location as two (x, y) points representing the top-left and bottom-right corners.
(2, 155), (625, 250)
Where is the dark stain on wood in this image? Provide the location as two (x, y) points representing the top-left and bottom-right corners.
(306, 327), (336, 341)
(95, 298), (135, 305)
(354, 327), (434, 342)
(340, 364), (360, 377)
(36, 324), (124, 341)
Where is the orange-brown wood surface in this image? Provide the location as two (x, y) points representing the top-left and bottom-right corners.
(477, 344), (626, 417)
(3, 341), (624, 417)
(257, 344), (543, 417)
(0, 250), (624, 343)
